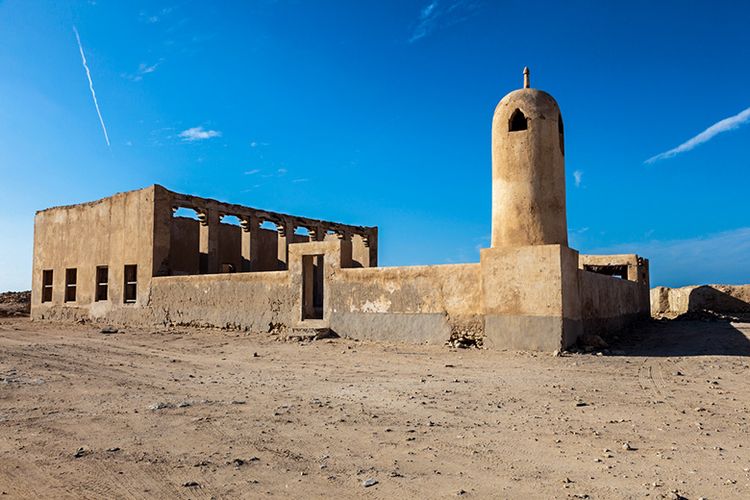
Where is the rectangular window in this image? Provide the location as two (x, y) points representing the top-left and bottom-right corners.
(95, 266), (109, 301)
(65, 268), (77, 302)
(42, 270), (53, 303)
(124, 265), (137, 304)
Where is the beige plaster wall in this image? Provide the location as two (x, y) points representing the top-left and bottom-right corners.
(328, 264), (482, 345)
(32, 186), (157, 320)
(491, 89), (567, 248)
(148, 271), (293, 330)
(651, 285), (750, 319)
(579, 270), (647, 335)
(480, 244), (581, 351)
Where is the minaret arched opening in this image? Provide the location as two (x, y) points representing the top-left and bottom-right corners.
(509, 109), (528, 132)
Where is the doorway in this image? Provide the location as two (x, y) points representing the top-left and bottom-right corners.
(302, 254), (324, 320)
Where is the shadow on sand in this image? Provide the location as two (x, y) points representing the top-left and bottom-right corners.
(608, 319), (750, 357)
(605, 286), (750, 357)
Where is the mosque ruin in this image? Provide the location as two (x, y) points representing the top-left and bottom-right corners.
(31, 69), (650, 351)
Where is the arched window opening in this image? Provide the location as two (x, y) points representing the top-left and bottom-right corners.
(172, 207), (200, 220)
(260, 220), (278, 231)
(220, 214), (242, 226)
(558, 113), (565, 155)
(509, 109), (528, 132)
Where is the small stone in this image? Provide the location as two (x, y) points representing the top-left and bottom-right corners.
(253, 352), (259, 357)
(230, 400), (246, 405)
(233, 458), (245, 467)
(182, 481), (200, 488)
(575, 401), (589, 407)
(73, 447), (86, 458)
(177, 401), (192, 408)
(100, 326), (118, 334)
(457, 489), (467, 496)
(148, 402), (173, 411)
(552, 350), (560, 357)
(362, 478), (378, 487)
(106, 447), (120, 452)
(622, 442), (634, 451)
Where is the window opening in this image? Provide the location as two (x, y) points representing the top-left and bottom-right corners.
(65, 268), (77, 302)
(95, 266), (109, 301)
(509, 109), (528, 131)
(584, 264), (628, 280)
(42, 270), (53, 303)
(124, 265), (138, 303)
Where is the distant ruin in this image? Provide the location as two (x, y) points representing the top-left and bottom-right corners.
(31, 69), (651, 350)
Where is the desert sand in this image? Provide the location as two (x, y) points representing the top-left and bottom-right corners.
(1, 317), (749, 499)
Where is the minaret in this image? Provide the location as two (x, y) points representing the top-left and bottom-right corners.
(490, 67), (568, 248)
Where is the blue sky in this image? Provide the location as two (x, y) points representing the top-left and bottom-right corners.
(1, 0), (748, 291)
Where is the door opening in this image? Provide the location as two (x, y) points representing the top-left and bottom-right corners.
(302, 254), (324, 320)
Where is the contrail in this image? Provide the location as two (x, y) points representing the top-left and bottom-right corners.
(645, 106), (750, 164)
(73, 26), (110, 147)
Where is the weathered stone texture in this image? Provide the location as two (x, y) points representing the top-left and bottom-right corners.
(651, 285), (750, 319)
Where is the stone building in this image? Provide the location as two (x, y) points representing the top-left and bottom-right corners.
(31, 70), (650, 351)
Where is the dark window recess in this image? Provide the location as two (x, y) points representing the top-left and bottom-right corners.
(558, 113), (565, 155)
(584, 264), (628, 280)
(220, 263), (236, 273)
(95, 266), (109, 301)
(65, 268), (77, 302)
(509, 109), (528, 132)
(124, 265), (138, 303)
(42, 270), (53, 303)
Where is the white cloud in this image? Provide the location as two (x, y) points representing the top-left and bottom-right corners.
(587, 227), (750, 287)
(573, 169), (583, 187)
(244, 169), (260, 175)
(645, 106), (750, 164)
(179, 126), (221, 141)
(73, 26), (110, 147)
(292, 178), (309, 183)
(277, 168), (287, 175)
(409, 1), (482, 43)
(123, 60), (163, 81)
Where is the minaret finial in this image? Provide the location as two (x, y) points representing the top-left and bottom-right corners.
(523, 67), (530, 89)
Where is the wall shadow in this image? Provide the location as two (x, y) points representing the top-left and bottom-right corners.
(604, 286), (750, 357)
(607, 319), (750, 357)
(686, 285), (750, 315)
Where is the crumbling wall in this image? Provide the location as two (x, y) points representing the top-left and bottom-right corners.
(148, 271), (294, 331)
(651, 285), (750, 319)
(579, 270), (648, 336)
(329, 264), (482, 345)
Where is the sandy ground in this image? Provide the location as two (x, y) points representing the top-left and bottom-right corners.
(1, 318), (749, 499)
